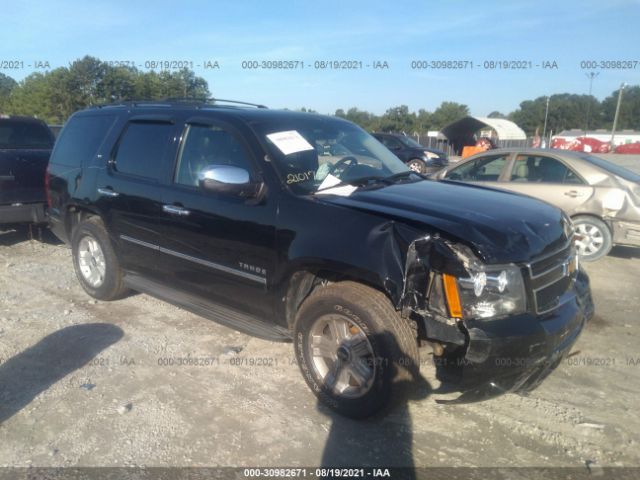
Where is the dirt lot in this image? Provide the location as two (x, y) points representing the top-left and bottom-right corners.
(0, 225), (639, 474)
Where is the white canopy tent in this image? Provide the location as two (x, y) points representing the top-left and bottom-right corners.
(441, 116), (527, 153)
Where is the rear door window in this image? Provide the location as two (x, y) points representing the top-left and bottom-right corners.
(113, 121), (174, 181)
(380, 136), (402, 149)
(51, 115), (116, 167)
(510, 155), (584, 184)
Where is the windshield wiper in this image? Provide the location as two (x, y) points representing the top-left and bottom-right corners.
(384, 170), (425, 182)
(314, 175), (389, 194)
(313, 171), (423, 195)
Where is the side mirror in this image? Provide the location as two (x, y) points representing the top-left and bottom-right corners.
(198, 165), (261, 198)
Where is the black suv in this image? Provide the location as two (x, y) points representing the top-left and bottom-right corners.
(47, 100), (594, 418)
(372, 132), (448, 174)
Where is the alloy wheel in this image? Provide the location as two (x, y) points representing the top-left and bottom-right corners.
(307, 315), (376, 399)
(77, 236), (106, 287)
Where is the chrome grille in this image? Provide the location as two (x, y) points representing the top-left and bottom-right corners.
(526, 242), (577, 315)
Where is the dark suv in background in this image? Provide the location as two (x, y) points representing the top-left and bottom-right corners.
(47, 100), (593, 417)
(372, 132), (448, 174)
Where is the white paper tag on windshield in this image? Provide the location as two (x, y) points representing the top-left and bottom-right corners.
(266, 130), (314, 156)
(315, 173), (357, 197)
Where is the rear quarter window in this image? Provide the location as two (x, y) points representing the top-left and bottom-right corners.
(51, 115), (117, 167)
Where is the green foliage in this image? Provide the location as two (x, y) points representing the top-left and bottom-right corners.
(0, 73), (17, 98)
(601, 86), (640, 131)
(0, 73), (18, 111)
(1, 55), (211, 123)
(430, 102), (469, 130)
(333, 102), (469, 134)
(335, 107), (382, 132)
(510, 94), (603, 136)
(379, 105), (416, 133)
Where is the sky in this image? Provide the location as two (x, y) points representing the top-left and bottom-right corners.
(1, 0), (639, 116)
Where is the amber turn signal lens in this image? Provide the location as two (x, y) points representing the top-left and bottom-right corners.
(442, 274), (463, 318)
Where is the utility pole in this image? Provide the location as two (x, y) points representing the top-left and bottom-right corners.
(610, 82), (627, 147)
(584, 72), (599, 135)
(542, 96), (550, 147)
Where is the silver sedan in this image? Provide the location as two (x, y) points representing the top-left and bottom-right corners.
(433, 148), (640, 261)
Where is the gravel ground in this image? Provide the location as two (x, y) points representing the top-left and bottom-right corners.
(0, 225), (639, 474)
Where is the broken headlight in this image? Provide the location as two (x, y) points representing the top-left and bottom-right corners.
(454, 264), (526, 320)
(430, 264), (526, 321)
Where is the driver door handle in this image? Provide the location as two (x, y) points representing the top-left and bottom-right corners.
(163, 204), (191, 216)
(564, 190), (585, 198)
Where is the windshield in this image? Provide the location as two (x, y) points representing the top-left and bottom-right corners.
(0, 120), (54, 149)
(253, 115), (410, 194)
(398, 136), (423, 149)
(580, 153), (640, 183)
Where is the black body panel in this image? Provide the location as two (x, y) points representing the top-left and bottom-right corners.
(0, 116), (54, 224)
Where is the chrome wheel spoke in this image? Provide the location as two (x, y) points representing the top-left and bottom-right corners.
(325, 358), (344, 391)
(311, 334), (337, 359)
(348, 357), (373, 386)
(328, 318), (350, 344)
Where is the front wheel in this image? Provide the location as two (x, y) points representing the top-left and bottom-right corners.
(293, 281), (419, 418)
(573, 215), (612, 262)
(406, 158), (426, 174)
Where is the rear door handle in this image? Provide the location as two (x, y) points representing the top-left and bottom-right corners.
(97, 187), (120, 198)
(564, 190), (585, 198)
(163, 204), (191, 216)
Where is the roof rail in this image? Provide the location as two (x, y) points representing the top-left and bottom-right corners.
(90, 97), (268, 110)
(207, 97), (268, 109)
(89, 101), (170, 109)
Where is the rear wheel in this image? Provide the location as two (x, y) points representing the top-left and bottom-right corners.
(293, 281), (419, 418)
(573, 215), (612, 262)
(71, 217), (128, 300)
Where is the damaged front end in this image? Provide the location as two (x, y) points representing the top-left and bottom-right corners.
(399, 234), (594, 402)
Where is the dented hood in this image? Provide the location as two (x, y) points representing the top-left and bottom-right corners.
(318, 180), (569, 264)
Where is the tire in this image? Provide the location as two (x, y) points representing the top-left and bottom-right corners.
(293, 281), (419, 418)
(572, 215), (612, 262)
(71, 217), (128, 300)
(406, 158), (426, 174)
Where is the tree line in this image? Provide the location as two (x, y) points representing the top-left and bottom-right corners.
(1, 56), (638, 135)
(0, 56), (210, 124)
(330, 89), (639, 137)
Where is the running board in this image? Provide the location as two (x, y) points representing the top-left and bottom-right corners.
(123, 274), (292, 342)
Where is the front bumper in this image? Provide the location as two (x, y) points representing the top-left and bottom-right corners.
(0, 202), (46, 224)
(611, 219), (640, 247)
(435, 270), (594, 401)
